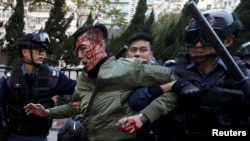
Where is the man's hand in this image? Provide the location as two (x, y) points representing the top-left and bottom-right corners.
(72, 100), (81, 112)
(116, 114), (144, 134)
(24, 103), (50, 117)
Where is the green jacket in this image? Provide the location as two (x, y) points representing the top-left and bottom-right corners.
(49, 57), (178, 141)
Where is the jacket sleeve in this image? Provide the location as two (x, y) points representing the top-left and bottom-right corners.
(140, 91), (177, 122)
(133, 60), (178, 122)
(49, 73), (88, 119)
(135, 59), (178, 85)
(49, 89), (81, 118)
(48, 100), (80, 119)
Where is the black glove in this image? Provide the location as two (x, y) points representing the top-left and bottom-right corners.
(172, 78), (200, 96)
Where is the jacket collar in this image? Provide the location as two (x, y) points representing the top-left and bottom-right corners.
(88, 55), (112, 79)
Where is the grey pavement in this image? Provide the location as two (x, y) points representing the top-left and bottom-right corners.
(48, 118), (68, 141)
(48, 129), (58, 141)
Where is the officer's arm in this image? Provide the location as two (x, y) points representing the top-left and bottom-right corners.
(52, 71), (76, 96)
(129, 84), (170, 110)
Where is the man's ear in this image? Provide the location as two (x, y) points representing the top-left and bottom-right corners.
(224, 35), (235, 47)
(97, 40), (106, 52)
(22, 48), (28, 57)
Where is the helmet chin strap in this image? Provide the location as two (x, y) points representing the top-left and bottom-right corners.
(23, 60), (39, 67)
(23, 49), (39, 67)
(191, 53), (218, 63)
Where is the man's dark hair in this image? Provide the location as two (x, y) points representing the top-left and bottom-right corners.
(72, 23), (108, 40)
(126, 32), (153, 50)
(72, 23), (109, 51)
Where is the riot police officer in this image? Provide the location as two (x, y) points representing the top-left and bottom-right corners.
(236, 41), (250, 65)
(108, 8), (249, 140)
(0, 32), (76, 141)
(151, 9), (249, 140)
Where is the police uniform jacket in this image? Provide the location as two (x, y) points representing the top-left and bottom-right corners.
(0, 64), (76, 136)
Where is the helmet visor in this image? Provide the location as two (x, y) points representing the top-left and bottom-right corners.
(184, 29), (224, 48)
(33, 32), (50, 45)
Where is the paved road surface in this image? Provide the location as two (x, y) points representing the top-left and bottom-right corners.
(48, 130), (58, 141)
(48, 118), (67, 141)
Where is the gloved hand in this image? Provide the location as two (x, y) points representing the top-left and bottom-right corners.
(172, 78), (200, 96)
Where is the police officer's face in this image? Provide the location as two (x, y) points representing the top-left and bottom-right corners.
(188, 40), (216, 57)
(22, 47), (46, 65)
(126, 40), (153, 61)
(189, 35), (235, 58)
(75, 29), (106, 71)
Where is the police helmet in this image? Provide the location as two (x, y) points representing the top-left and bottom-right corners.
(18, 32), (50, 57)
(183, 9), (244, 47)
(236, 41), (250, 58)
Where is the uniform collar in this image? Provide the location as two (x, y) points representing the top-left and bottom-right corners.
(21, 64), (39, 76)
(187, 58), (228, 71)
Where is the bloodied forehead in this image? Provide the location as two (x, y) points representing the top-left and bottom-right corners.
(76, 28), (104, 48)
